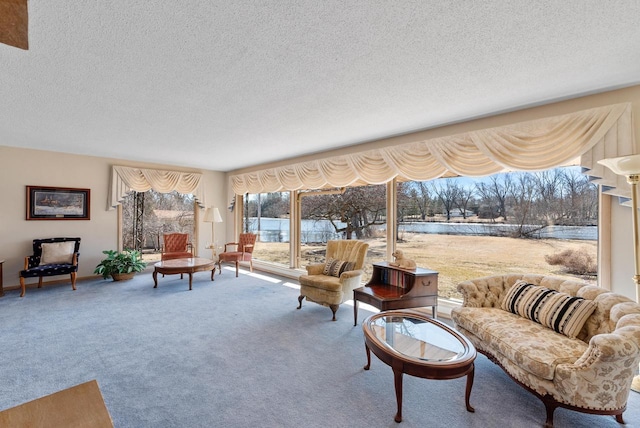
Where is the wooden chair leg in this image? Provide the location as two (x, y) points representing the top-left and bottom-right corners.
(249, 260), (253, 272)
(235, 261), (239, 277)
(329, 304), (339, 321)
(19, 277), (26, 297)
(70, 272), (77, 291)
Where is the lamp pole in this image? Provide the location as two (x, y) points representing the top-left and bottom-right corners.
(629, 174), (640, 303)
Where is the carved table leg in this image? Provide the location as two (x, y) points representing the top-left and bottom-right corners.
(465, 363), (475, 412)
(153, 269), (158, 288)
(364, 344), (371, 370)
(393, 368), (403, 423)
(210, 268), (215, 281)
(354, 299), (358, 326)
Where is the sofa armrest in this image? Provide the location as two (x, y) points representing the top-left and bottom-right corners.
(305, 263), (325, 275)
(553, 313), (640, 409)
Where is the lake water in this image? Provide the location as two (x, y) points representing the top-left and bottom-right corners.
(246, 218), (597, 242)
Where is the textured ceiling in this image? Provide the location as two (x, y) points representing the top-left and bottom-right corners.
(2, 1), (640, 172)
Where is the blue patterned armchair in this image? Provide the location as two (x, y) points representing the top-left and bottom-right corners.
(19, 237), (81, 297)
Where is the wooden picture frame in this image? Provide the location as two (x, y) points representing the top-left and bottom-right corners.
(26, 186), (91, 220)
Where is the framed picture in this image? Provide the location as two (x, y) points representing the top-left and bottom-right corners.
(26, 186), (91, 220)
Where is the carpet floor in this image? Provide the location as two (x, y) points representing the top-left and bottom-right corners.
(0, 267), (638, 428)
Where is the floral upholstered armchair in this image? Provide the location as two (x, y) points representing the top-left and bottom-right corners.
(297, 240), (369, 321)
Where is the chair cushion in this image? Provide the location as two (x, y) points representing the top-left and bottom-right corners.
(299, 274), (343, 292)
(40, 242), (75, 265)
(502, 280), (597, 338)
(322, 258), (354, 277)
(161, 252), (193, 260)
(21, 264), (77, 278)
(452, 307), (588, 380)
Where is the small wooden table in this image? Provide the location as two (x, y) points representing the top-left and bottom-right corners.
(153, 258), (216, 291)
(354, 262), (438, 326)
(362, 310), (476, 423)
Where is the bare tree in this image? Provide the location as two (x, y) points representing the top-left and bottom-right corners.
(509, 172), (540, 237)
(533, 169), (564, 224)
(410, 181), (432, 220)
(476, 174), (514, 221)
(562, 168), (598, 224)
(431, 179), (460, 221)
(454, 185), (475, 219)
(302, 185), (386, 239)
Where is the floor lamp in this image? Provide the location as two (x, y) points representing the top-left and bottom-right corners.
(598, 153), (640, 393)
(203, 207), (223, 257)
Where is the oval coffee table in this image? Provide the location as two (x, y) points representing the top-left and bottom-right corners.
(153, 258), (216, 291)
(362, 309), (476, 423)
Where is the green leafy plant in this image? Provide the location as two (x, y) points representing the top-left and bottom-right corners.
(94, 249), (147, 279)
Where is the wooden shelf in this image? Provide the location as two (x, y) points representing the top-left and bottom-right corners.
(354, 262), (438, 325)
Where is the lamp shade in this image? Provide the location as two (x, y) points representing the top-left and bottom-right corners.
(598, 154), (640, 176)
(203, 207), (223, 223)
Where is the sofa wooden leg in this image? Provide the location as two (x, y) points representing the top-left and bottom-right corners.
(19, 277), (26, 297)
(329, 304), (339, 321)
(543, 399), (556, 428)
(615, 413), (624, 424)
(297, 295), (304, 309)
(38, 277), (43, 288)
(70, 273), (77, 291)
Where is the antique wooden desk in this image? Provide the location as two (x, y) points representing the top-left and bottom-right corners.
(353, 262), (438, 325)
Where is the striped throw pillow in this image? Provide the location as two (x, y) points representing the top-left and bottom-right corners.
(323, 258), (355, 277)
(501, 280), (596, 338)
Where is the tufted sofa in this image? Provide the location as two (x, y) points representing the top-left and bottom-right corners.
(451, 274), (640, 427)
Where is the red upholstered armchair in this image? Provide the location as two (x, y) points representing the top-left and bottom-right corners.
(217, 233), (256, 277)
(161, 233), (193, 260)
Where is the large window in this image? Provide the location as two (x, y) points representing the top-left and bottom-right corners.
(121, 190), (195, 261)
(242, 192), (291, 267)
(396, 166), (598, 300)
(236, 167), (598, 304)
(299, 185), (387, 280)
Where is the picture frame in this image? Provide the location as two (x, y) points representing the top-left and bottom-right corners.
(26, 186), (91, 220)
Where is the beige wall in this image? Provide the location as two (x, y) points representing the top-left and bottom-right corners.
(0, 146), (226, 290)
(228, 84), (640, 300)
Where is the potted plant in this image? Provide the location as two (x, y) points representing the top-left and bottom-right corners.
(94, 249), (147, 281)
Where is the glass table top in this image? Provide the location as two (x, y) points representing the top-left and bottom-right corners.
(367, 314), (467, 363)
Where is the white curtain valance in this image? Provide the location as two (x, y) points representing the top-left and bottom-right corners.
(109, 166), (206, 210)
(231, 103), (635, 198)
